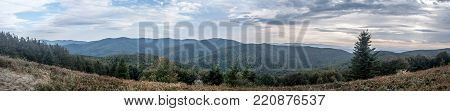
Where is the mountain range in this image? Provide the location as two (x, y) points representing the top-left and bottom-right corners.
(44, 37), (450, 72)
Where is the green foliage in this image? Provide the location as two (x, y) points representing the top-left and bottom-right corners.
(177, 68), (197, 85)
(435, 52), (449, 66)
(280, 69), (342, 86)
(141, 58), (179, 83)
(242, 66), (256, 83)
(116, 59), (130, 79)
(128, 65), (140, 80)
(224, 65), (242, 87)
(350, 30), (378, 79)
(202, 65), (223, 85)
(374, 58), (409, 76)
(407, 55), (434, 71)
(256, 75), (278, 86)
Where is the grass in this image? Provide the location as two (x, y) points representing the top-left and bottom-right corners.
(0, 55), (449, 91)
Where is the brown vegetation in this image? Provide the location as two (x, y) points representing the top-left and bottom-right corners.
(0, 55), (449, 91)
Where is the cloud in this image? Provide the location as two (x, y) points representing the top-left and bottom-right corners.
(415, 29), (439, 33)
(228, 0), (431, 24)
(0, 0), (55, 29)
(1, 0), (450, 51)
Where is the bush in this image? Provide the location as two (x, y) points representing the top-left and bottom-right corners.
(256, 74), (278, 86)
(242, 67), (256, 83)
(374, 58), (409, 76)
(407, 56), (434, 72)
(178, 68), (197, 85)
(140, 58), (178, 83)
(225, 65), (242, 86)
(435, 52), (449, 66)
(202, 65), (223, 85)
(280, 69), (342, 86)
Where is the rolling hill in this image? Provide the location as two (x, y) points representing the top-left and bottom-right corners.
(1, 55), (449, 91)
(61, 38), (355, 71)
(58, 37), (450, 72)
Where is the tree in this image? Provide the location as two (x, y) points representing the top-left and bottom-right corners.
(375, 58), (409, 76)
(257, 75), (277, 86)
(242, 66), (256, 83)
(407, 55), (433, 71)
(435, 51), (449, 66)
(117, 59), (130, 79)
(141, 57), (178, 83)
(203, 65), (223, 85)
(178, 68), (197, 85)
(350, 30), (378, 79)
(128, 65), (140, 80)
(225, 65), (241, 86)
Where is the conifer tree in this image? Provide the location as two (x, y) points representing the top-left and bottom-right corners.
(117, 59), (130, 79)
(435, 52), (449, 66)
(225, 65), (240, 86)
(203, 65), (223, 85)
(350, 30), (378, 79)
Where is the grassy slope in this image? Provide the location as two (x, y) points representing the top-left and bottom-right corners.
(0, 55), (449, 91)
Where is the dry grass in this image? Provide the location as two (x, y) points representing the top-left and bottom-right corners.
(0, 55), (449, 91)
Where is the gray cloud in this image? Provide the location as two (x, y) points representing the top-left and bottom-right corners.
(52, 18), (106, 27)
(425, 32), (450, 43)
(415, 29), (439, 33)
(359, 24), (412, 28)
(314, 28), (339, 32)
(231, 0), (428, 24)
(314, 27), (365, 34)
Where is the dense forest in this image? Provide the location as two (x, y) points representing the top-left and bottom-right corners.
(1, 32), (449, 87)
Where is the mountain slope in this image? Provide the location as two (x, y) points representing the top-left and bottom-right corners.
(191, 44), (353, 71)
(62, 38), (450, 70)
(63, 38), (354, 70)
(64, 37), (241, 57)
(1, 55), (449, 91)
(42, 40), (87, 46)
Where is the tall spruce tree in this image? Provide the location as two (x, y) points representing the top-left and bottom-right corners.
(350, 30), (377, 79)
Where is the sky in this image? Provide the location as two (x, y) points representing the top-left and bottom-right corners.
(1, 0), (450, 52)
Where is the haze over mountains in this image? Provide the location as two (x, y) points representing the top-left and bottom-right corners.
(44, 37), (450, 71)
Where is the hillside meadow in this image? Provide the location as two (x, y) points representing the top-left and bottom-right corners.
(1, 55), (449, 91)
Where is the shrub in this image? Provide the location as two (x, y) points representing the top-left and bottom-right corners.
(202, 65), (223, 85)
(225, 65), (241, 86)
(407, 56), (434, 71)
(435, 52), (449, 66)
(242, 67), (256, 83)
(178, 68), (197, 85)
(141, 58), (178, 83)
(374, 58), (409, 76)
(256, 74), (278, 86)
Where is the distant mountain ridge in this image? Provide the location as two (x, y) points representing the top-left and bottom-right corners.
(42, 40), (87, 46)
(58, 37), (450, 72)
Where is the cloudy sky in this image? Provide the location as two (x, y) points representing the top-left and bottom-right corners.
(1, 0), (449, 52)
